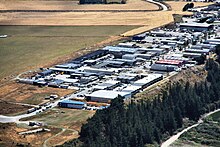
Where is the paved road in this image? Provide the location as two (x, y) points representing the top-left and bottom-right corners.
(0, 93), (73, 123)
(0, 110), (41, 123)
(147, 0), (168, 11)
(161, 108), (220, 147)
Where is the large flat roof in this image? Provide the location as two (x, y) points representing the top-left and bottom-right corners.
(86, 90), (130, 99)
(179, 23), (213, 27)
(133, 74), (162, 85)
(60, 100), (85, 105)
(103, 46), (138, 53)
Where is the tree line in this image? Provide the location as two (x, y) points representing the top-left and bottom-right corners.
(61, 52), (220, 147)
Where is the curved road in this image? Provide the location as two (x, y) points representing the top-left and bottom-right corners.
(147, 0), (168, 11)
(161, 108), (220, 147)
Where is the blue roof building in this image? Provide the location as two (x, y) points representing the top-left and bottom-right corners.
(58, 100), (86, 109)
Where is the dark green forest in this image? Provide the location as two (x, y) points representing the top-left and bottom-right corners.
(61, 51), (220, 147)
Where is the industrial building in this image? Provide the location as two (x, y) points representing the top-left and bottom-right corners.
(86, 90), (131, 103)
(58, 100), (86, 109)
(93, 80), (120, 90)
(179, 23), (214, 32)
(19, 4), (220, 106)
(151, 64), (178, 72)
(133, 74), (163, 89)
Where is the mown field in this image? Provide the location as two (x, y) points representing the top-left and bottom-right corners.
(172, 111), (220, 147)
(0, 25), (139, 80)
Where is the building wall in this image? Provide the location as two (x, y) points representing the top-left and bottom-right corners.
(90, 97), (112, 103)
(59, 102), (85, 109)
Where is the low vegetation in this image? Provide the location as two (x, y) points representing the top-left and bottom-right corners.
(0, 123), (61, 147)
(21, 108), (95, 132)
(173, 111), (220, 147)
(0, 101), (30, 115)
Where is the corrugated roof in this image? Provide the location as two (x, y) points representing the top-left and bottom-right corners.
(86, 90), (130, 99)
(60, 100), (85, 105)
(103, 46), (138, 53)
(156, 59), (184, 65)
(180, 23), (213, 27)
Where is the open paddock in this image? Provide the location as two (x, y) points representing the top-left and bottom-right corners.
(0, 25), (138, 81)
(0, 0), (159, 11)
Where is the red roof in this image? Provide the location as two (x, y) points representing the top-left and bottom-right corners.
(156, 60), (183, 65)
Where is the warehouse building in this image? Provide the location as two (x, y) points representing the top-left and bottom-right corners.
(49, 67), (76, 74)
(48, 80), (64, 88)
(133, 74), (163, 89)
(183, 52), (203, 58)
(86, 90), (131, 103)
(155, 60), (184, 67)
(103, 46), (138, 54)
(103, 60), (125, 68)
(117, 75), (139, 84)
(139, 48), (166, 55)
(81, 67), (116, 75)
(114, 59), (137, 66)
(58, 100), (86, 109)
(132, 33), (146, 41)
(71, 50), (108, 63)
(55, 63), (80, 69)
(121, 85), (142, 95)
(118, 42), (137, 48)
(135, 52), (157, 60)
(32, 79), (47, 86)
(83, 59), (97, 66)
(38, 70), (53, 77)
(179, 23), (214, 32)
(19, 78), (35, 85)
(185, 48), (210, 54)
(150, 64), (177, 72)
(79, 76), (98, 84)
(93, 80), (120, 90)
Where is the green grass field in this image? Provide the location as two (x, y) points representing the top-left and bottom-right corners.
(0, 25), (139, 80)
(22, 108), (95, 131)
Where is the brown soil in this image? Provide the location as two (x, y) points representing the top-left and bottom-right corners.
(47, 129), (79, 146)
(0, 81), (74, 103)
(171, 65), (207, 84)
(0, 123), (61, 147)
(0, 101), (31, 115)
(0, 81), (75, 115)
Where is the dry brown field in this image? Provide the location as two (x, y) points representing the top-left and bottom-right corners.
(0, 0), (158, 10)
(0, 123), (62, 147)
(0, 1), (212, 36)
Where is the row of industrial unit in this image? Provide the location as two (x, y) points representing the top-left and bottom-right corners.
(19, 3), (220, 109)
